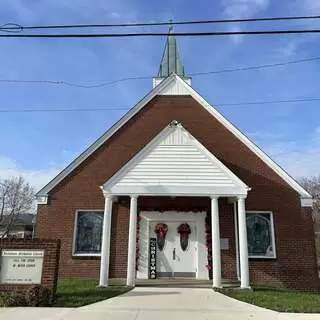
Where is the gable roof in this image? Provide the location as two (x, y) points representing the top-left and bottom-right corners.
(103, 122), (250, 196)
(36, 73), (311, 203)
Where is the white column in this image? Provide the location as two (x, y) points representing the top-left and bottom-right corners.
(233, 202), (240, 280)
(127, 195), (138, 287)
(99, 195), (113, 287)
(238, 196), (250, 289)
(211, 196), (222, 288)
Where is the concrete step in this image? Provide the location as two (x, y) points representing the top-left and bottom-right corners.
(136, 279), (240, 288)
(109, 278), (240, 288)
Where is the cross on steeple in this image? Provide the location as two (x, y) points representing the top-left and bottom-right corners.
(168, 19), (174, 33)
(157, 25), (185, 78)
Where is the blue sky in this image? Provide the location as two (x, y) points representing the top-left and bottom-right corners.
(1, 0), (320, 191)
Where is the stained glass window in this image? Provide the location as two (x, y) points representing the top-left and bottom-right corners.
(246, 212), (276, 258)
(74, 211), (103, 255)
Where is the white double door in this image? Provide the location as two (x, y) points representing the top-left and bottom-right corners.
(152, 221), (197, 278)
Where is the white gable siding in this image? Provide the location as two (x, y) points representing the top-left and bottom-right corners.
(153, 77), (192, 89)
(159, 78), (191, 95)
(105, 125), (249, 196)
(117, 146), (236, 187)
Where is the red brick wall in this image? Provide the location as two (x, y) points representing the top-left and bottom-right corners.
(36, 95), (319, 290)
(249, 207), (319, 291)
(109, 202), (129, 278)
(0, 239), (60, 296)
(219, 200), (238, 281)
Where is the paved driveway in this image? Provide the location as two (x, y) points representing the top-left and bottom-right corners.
(0, 287), (319, 320)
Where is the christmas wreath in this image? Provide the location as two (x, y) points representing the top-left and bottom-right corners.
(177, 223), (191, 251)
(154, 223), (168, 251)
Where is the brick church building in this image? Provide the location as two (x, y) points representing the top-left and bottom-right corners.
(36, 29), (319, 291)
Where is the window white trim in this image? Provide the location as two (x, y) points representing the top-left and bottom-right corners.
(246, 211), (277, 259)
(72, 209), (104, 257)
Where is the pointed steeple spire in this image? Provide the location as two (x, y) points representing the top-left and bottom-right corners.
(158, 26), (185, 78)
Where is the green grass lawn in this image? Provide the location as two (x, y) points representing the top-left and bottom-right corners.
(222, 286), (320, 313)
(53, 279), (131, 308)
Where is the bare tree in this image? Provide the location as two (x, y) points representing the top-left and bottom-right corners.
(300, 176), (320, 275)
(300, 176), (320, 225)
(0, 176), (34, 238)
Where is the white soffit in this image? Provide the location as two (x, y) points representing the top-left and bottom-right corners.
(158, 78), (191, 95)
(102, 122), (250, 196)
(36, 73), (311, 203)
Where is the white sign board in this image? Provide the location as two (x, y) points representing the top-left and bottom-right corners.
(0, 250), (44, 284)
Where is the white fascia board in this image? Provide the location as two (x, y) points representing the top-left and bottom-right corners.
(300, 198), (314, 207)
(106, 185), (247, 197)
(37, 73), (311, 200)
(36, 195), (48, 205)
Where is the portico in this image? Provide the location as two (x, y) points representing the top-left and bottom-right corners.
(98, 122), (251, 289)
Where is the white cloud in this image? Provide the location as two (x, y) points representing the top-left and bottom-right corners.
(273, 41), (299, 58)
(251, 126), (320, 178)
(290, 1), (320, 29)
(221, 0), (270, 18)
(4, 0), (36, 22)
(228, 24), (244, 44)
(220, 0), (270, 43)
(0, 156), (59, 192)
(110, 12), (121, 18)
(302, 0), (320, 12)
(2, 0), (133, 25)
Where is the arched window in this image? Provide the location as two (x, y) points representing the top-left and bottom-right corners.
(246, 212), (276, 258)
(74, 211), (104, 255)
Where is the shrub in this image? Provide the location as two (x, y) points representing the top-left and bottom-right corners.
(0, 291), (26, 307)
(24, 285), (52, 307)
(0, 292), (11, 307)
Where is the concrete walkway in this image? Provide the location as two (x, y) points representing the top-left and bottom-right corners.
(0, 287), (319, 320)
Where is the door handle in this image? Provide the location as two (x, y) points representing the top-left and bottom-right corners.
(173, 248), (176, 260)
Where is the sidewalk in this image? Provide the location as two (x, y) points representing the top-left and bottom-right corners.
(0, 287), (319, 320)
